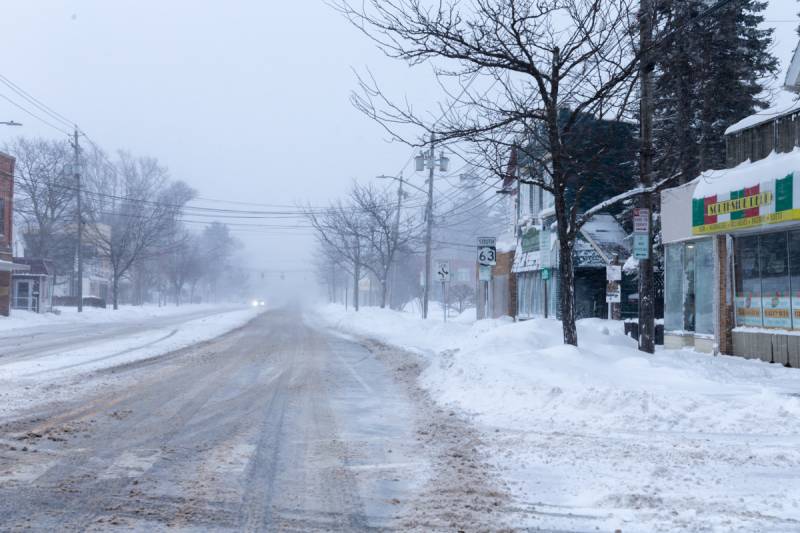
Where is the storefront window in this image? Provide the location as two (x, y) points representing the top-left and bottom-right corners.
(734, 235), (763, 327)
(665, 240), (712, 333)
(788, 231), (800, 329)
(760, 232), (791, 328)
(694, 240), (714, 334)
(664, 244), (684, 331)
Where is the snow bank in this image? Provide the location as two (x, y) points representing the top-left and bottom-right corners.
(0, 303), (243, 333)
(316, 304), (800, 531)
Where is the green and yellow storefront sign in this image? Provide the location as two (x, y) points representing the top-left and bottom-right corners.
(692, 173), (799, 235)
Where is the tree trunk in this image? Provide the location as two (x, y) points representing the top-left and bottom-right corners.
(112, 275), (119, 310)
(556, 221), (578, 346)
(353, 262), (360, 312)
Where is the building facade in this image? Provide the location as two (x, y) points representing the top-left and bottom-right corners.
(0, 151), (15, 316)
(661, 52), (800, 363)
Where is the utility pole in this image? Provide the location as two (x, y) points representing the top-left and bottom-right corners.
(423, 134), (435, 320)
(73, 126), (83, 313)
(638, 0), (655, 353)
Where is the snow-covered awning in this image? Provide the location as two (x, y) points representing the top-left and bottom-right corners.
(691, 149), (800, 236)
(0, 260), (27, 272)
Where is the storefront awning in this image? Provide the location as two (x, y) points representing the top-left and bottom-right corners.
(691, 149), (800, 236)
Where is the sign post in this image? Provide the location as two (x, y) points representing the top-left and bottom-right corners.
(477, 237), (496, 320)
(436, 261), (450, 322)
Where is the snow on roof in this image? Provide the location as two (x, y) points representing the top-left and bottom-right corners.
(579, 213), (630, 263)
(786, 43), (800, 89)
(724, 89), (800, 135)
(692, 148), (800, 199)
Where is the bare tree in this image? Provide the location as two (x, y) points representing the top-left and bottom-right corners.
(336, 0), (650, 346)
(351, 182), (414, 308)
(84, 151), (194, 309)
(305, 199), (366, 311)
(5, 137), (75, 273)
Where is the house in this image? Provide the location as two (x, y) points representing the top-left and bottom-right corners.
(11, 258), (54, 313)
(0, 151), (15, 316)
(505, 114), (638, 321)
(660, 44), (800, 361)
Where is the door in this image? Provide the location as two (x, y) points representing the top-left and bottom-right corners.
(14, 280), (32, 311)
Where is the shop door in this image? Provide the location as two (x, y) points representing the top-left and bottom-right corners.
(14, 280), (32, 311)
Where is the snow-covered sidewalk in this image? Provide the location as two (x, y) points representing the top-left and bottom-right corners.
(316, 304), (800, 532)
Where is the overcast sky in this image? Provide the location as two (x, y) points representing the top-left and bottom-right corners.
(0, 0), (796, 300)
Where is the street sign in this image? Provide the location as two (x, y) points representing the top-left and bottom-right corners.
(606, 280), (621, 303)
(436, 261), (451, 283)
(606, 265), (622, 281)
(477, 237), (497, 266)
(633, 233), (650, 260)
(633, 208), (650, 233)
(479, 265), (492, 281)
(541, 267), (551, 281)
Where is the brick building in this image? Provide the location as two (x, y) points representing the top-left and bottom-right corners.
(0, 151), (15, 316)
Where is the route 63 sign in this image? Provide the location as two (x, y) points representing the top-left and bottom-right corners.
(477, 237), (497, 266)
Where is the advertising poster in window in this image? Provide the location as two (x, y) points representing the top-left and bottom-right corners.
(735, 293), (763, 327)
(793, 292), (800, 329)
(762, 291), (791, 329)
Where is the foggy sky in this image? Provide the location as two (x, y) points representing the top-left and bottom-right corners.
(0, 0), (796, 302)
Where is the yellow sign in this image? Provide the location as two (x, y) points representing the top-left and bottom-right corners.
(692, 208), (800, 235)
(706, 192), (772, 217)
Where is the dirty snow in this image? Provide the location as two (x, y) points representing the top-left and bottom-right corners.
(317, 304), (800, 532)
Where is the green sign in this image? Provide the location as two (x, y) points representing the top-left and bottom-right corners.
(541, 267), (551, 280)
(521, 227), (540, 252)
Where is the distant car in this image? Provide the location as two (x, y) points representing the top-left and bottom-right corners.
(251, 299), (266, 307)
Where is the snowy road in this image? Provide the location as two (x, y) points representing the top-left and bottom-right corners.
(0, 309), (512, 531)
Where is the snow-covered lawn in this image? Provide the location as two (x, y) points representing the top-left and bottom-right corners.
(316, 304), (800, 532)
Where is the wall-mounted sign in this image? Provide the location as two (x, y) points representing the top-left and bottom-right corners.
(633, 233), (649, 260)
(692, 172), (798, 235)
(521, 227), (540, 252)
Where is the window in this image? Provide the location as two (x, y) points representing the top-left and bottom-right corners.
(694, 239), (714, 334)
(788, 231), (800, 329)
(759, 232), (791, 328)
(665, 244), (684, 331)
(734, 235), (763, 327)
(665, 239), (713, 333)
(0, 198), (4, 239)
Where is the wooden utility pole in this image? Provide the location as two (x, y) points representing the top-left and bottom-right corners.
(73, 126), (83, 313)
(638, 0), (655, 353)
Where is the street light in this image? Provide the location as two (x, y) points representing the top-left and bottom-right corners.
(0, 121), (22, 127)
